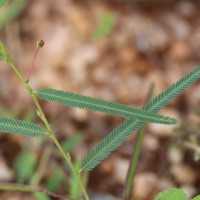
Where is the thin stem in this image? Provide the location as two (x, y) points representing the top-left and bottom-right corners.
(32, 88), (89, 200)
(123, 84), (155, 200)
(0, 42), (89, 200)
(123, 126), (146, 200)
(31, 93), (52, 133)
(26, 40), (44, 83)
(50, 134), (89, 200)
(26, 47), (39, 82)
(31, 92), (89, 199)
(0, 183), (71, 200)
(30, 145), (52, 185)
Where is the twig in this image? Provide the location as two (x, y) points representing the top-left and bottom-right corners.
(0, 183), (73, 200)
(122, 84), (155, 200)
(30, 145), (52, 185)
(26, 40), (44, 83)
(0, 42), (89, 200)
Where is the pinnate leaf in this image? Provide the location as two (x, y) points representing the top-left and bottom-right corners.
(81, 66), (200, 171)
(81, 119), (140, 171)
(37, 88), (176, 125)
(0, 117), (45, 137)
(144, 66), (200, 112)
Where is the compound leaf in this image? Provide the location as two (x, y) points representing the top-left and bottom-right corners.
(37, 88), (176, 125)
(81, 119), (140, 171)
(0, 117), (45, 137)
(81, 66), (200, 171)
(144, 66), (200, 112)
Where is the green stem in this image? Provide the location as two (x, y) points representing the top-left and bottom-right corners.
(50, 134), (89, 200)
(123, 125), (146, 199)
(0, 183), (71, 200)
(31, 93), (52, 133)
(30, 145), (52, 185)
(123, 84), (154, 200)
(0, 42), (89, 200)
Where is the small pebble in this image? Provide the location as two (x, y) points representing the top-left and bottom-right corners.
(133, 172), (158, 199)
(171, 164), (198, 184)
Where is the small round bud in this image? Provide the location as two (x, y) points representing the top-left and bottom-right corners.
(37, 40), (45, 48)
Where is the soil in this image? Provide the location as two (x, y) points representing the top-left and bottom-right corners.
(0, 0), (200, 199)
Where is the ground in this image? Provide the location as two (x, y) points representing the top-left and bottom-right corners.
(0, 0), (200, 199)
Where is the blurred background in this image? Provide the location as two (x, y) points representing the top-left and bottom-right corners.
(0, 0), (200, 199)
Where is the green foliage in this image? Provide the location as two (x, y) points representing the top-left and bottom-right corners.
(193, 195), (200, 200)
(155, 188), (187, 200)
(23, 109), (36, 123)
(155, 188), (200, 200)
(69, 160), (83, 199)
(81, 119), (140, 171)
(0, 0), (9, 8)
(1, 40), (200, 200)
(45, 170), (64, 192)
(0, 0), (29, 29)
(81, 66), (200, 171)
(0, 105), (21, 118)
(92, 12), (116, 39)
(61, 134), (83, 152)
(124, 84), (155, 199)
(34, 193), (51, 200)
(14, 151), (37, 183)
(0, 41), (17, 67)
(0, 117), (45, 137)
(37, 88), (176, 125)
(0, 51), (4, 61)
(144, 66), (200, 113)
(0, 105), (36, 123)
